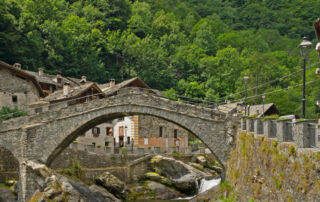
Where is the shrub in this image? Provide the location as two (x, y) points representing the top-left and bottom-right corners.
(262, 114), (279, 121)
(173, 151), (182, 158)
(0, 106), (27, 121)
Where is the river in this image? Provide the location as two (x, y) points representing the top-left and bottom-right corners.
(175, 178), (221, 200)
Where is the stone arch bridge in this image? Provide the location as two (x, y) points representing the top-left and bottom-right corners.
(0, 87), (233, 201)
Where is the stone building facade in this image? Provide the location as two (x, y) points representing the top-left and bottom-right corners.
(0, 62), (43, 110)
(137, 115), (189, 152)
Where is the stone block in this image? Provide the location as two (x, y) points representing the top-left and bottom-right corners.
(240, 118), (246, 130)
(294, 120), (317, 148)
(246, 118), (254, 133)
(276, 119), (291, 142)
(254, 118), (263, 135)
(263, 119), (276, 138)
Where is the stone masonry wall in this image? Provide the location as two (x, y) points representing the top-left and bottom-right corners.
(226, 132), (320, 201)
(0, 147), (19, 182)
(50, 148), (143, 169)
(138, 115), (189, 149)
(0, 68), (39, 110)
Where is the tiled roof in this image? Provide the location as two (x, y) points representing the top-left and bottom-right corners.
(44, 83), (103, 102)
(102, 77), (162, 96)
(0, 61), (45, 97)
(248, 103), (275, 117)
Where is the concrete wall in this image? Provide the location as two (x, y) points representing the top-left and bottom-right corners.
(0, 68), (39, 110)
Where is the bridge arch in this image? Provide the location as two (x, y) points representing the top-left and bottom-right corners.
(44, 103), (228, 168)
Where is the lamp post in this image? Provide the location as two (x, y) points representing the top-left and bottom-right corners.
(298, 37), (312, 118)
(262, 95), (266, 117)
(244, 75), (249, 116)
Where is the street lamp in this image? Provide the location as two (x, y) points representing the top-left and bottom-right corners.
(298, 37), (312, 118)
(262, 95), (266, 117)
(243, 75), (249, 116)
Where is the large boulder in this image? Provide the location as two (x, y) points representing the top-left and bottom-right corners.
(150, 155), (209, 195)
(145, 181), (185, 200)
(144, 172), (172, 186)
(24, 160), (119, 202)
(95, 171), (130, 200)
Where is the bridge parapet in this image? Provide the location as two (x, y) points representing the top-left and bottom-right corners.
(0, 88), (226, 132)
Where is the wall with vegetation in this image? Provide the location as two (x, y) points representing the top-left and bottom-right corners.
(226, 132), (320, 201)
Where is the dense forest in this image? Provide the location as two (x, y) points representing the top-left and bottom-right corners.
(1, 0), (320, 118)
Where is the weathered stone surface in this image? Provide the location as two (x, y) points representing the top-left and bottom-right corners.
(0, 88), (231, 200)
(24, 161), (120, 202)
(95, 171), (130, 200)
(196, 155), (207, 165)
(150, 155), (209, 194)
(144, 181), (184, 200)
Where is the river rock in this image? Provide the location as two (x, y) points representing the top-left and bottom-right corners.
(196, 155), (207, 165)
(145, 181), (185, 200)
(95, 171), (130, 200)
(144, 172), (172, 186)
(24, 160), (120, 201)
(150, 155), (209, 195)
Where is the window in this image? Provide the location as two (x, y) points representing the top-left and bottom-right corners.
(159, 126), (163, 137)
(92, 127), (100, 137)
(105, 142), (109, 146)
(174, 129), (178, 139)
(144, 138), (148, 145)
(12, 95), (17, 103)
(318, 135), (320, 142)
(106, 127), (113, 136)
(92, 142), (96, 147)
(127, 137), (130, 144)
(119, 126), (124, 136)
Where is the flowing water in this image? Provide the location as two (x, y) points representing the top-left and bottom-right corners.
(174, 178), (221, 200)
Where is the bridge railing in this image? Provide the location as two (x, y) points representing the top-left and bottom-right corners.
(240, 117), (320, 149)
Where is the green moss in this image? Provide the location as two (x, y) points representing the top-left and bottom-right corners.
(272, 140), (278, 148)
(172, 151), (182, 158)
(262, 114), (279, 121)
(288, 146), (296, 157)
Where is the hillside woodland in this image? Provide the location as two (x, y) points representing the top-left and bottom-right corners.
(1, 0), (320, 118)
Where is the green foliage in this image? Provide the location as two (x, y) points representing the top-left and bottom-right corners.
(172, 151), (182, 158)
(1, 0), (320, 118)
(57, 159), (84, 182)
(262, 114), (280, 121)
(0, 107), (27, 121)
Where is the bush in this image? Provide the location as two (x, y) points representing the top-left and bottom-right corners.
(262, 114), (279, 121)
(173, 151), (182, 158)
(0, 107), (27, 121)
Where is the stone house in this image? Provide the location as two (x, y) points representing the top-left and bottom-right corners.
(74, 78), (189, 154)
(0, 61), (190, 154)
(44, 82), (105, 105)
(219, 102), (279, 118)
(0, 61), (44, 110)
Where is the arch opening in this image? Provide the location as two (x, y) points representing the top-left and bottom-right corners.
(46, 112), (225, 172)
(0, 146), (19, 201)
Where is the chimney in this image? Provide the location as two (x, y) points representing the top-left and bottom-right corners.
(57, 72), (62, 84)
(38, 68), (44, 76)
(63, 82), (70, 96)
(80, 76), (87, 84)
(13, 63), (21, 69)
(110, 79), (115, 87)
